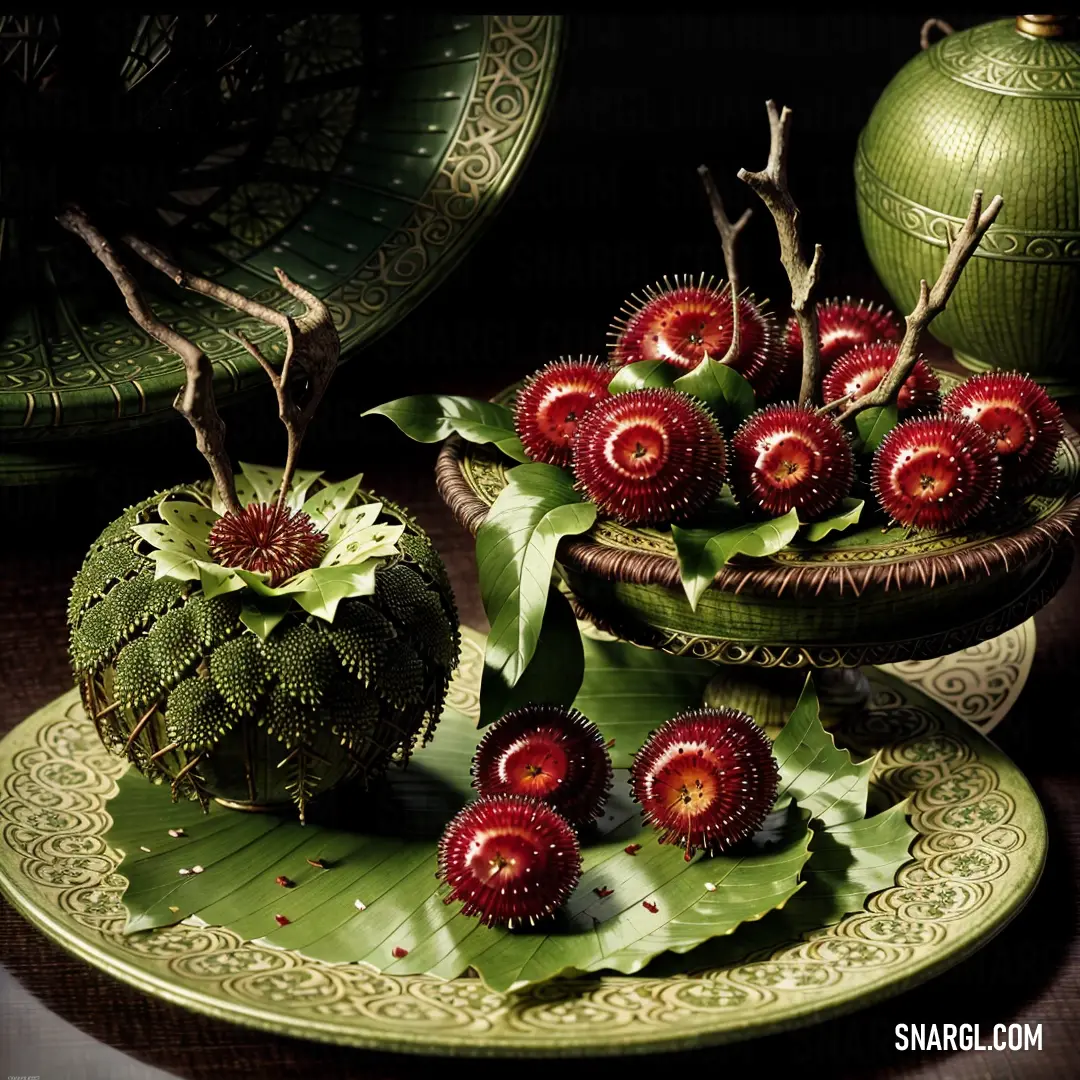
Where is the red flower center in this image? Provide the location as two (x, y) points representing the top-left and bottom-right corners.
(207, 502), (327, 586)
(536, 386), (601, 445)
(758, 434), (816, 489)
(498, 737), (569, 799)
(963, 403), (1034, 455)
(892, 447), (960, 502)
(609, 419), (669, 477)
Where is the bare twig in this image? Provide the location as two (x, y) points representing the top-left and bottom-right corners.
(57, 206), (241, 514)
(122, 237), (340, 508)
(738, 100), (824, 406)
(829, 189), (1003, 424)
(697, 165), (752, 365)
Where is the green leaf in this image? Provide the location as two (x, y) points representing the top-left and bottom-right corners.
(479, 587), (584, 728)
(220, 465), (324, 514)
(131, 522), (211, 561)
(801, 498), (866, 542)
(156, 498), (219, 546)
(572, 635), (716, 767)
(301, 474), (364, 527)
(476, 463), (596, 688)
(608, 361), (678, 394)
(773, 676), (876, 827)
(363, 395), (530, 463)
(320, 523), (404, 570)
(290, 565), (378, 622)
(321, 502), (382, 551)
(232, 564), (378, 623)
(238, 598), (292, 640)
(645, 800), (915, 976)
(855, 405), (898, 453)
(147, 549), (202, 584)
(672, 508), (800, 610)
(672, 356), (756, 428)
(107, 704), (810, 993)
(197, 562), (248, 600)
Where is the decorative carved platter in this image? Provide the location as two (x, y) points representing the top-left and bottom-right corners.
(0, 627), (1045, 1055)
(0, 15), (561, 481)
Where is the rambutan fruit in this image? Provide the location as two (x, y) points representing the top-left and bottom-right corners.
(513, 356), (612, 468)
(208, 503), (326, 586)
(729, 403), (854, 519)
(871, 414), (1001, 531)
(572, 388), (727, 525)
(608, 275), (781, 397)
(822, 342), (940, 413)
(472, 704), (613, 827)
(784, 297), (903, 373)
(629, 707), (779, 860)
(942, 371), (1064, 493)
(437, 794), (582, 927)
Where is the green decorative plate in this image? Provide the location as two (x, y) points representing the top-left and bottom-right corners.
(0, 15), (561, 481)
(436, 372), (1080, 668)
(0, 626), (1046, 1055)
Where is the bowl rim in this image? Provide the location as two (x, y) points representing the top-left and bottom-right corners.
(435, 427), (1080, 602)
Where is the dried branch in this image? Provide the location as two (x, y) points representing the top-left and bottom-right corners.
(697, 165), (752, 365)
(828, 189), (1004, 425)
(737, 100), (824, 406)
(122, 237), (341, 508)
(57, 206), (241, 514)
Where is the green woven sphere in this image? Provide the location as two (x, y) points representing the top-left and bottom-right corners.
(68, 482), (460, 819)
(855, 17), (1080, 385)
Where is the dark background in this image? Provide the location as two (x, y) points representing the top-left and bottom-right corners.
(4, 12), (1078, 1080)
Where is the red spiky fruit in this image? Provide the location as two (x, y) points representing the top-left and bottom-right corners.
(730, 403), (854, 519)
(942, 371), (1064, 493)
(630, 707), (779, 860)
(208, 503), (326, 586)
(572, 388), (726, 525)
(784, 297), (903, 373)
(472, 704), (613, 827)
(514, 356), (612, 468)
(437, 795), (582, 927)
(608, 275), (781, 396)
(821, 342), (941, 413)
(872, 414), (1001, 531)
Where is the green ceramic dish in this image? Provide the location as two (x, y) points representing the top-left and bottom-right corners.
(0, 14), (561, 482)
(856, 16), (1080, 387)
(0, 627), (1047, 1055)
(435, 373), (1080, 668)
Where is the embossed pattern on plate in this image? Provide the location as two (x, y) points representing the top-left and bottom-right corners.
(0, 627), (1046, 1054)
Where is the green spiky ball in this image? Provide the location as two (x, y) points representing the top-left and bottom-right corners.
(69, 482), (460, 819)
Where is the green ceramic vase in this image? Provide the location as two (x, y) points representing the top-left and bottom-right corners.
(855, 14), (1080, 389)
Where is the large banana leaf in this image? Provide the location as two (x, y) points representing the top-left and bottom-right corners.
(107, 663), (909, 995)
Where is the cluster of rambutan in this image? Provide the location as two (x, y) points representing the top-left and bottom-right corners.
(436, 702), (778, 928)
(513, 279), (1064, 533)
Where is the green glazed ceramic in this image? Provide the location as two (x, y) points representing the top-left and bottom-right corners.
(0, 626), (1048, 1054)
(436, 372), (1080, 669)
(0, 14), (562, 483)
(856, 15), (1080, 388)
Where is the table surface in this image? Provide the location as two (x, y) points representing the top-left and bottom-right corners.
(1, 378), (1078, 1080)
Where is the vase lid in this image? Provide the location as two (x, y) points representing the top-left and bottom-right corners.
(928, 16), (1080, 98)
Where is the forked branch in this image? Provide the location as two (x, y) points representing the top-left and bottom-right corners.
(737, 100), (824, 406)
(121, 237), (341, 508)
(827, 189), (1003, 424)
(697, 165), (752, 365)
(57, 206), (242, 515)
